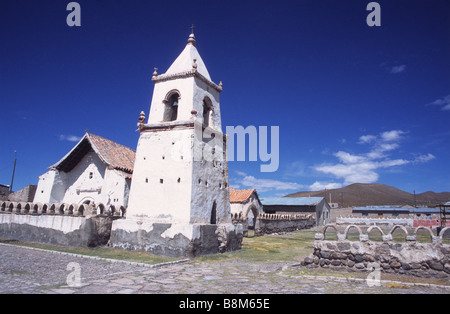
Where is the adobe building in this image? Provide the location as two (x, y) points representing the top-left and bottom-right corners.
(109, 32), (243, 257)
(33, 132), (134, 210)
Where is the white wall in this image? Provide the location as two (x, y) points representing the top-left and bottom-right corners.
(34, 151), (130, 208)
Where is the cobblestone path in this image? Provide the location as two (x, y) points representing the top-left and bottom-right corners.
(1, 244), (449, 294)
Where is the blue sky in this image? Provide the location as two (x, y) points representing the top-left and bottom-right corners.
(1, 0), (449, 198)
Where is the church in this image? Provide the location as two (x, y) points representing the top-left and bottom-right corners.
(33, 132), (134, 210)
(108, 31), (243, 257)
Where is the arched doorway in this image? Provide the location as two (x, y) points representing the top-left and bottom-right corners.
(210, 201), (217, 224)
(244, 205), (259, 237)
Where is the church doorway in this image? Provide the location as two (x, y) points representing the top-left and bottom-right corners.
(245, 205), (259, 237)
(210, 201), (217, 224)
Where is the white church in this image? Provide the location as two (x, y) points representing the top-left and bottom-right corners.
(33, 132), (135, 210)
(32, 31), (243, 257)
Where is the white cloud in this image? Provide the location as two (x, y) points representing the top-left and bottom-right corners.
(234, 171), (305, 193)
(380, 130), (406, 142)
(59, 134), (82, 142)
(427, 94), (450, 111)
(413, 153), (436, 164)
(358, 134), (376, 144)
(314, 130), (434, 186)
(334, 151), (366, 164)
(390, 65), (406, 74)
(309, 181), (343, 191)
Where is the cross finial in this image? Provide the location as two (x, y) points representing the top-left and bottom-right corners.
(190, 24), (195, 34)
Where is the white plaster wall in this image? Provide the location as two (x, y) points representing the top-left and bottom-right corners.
(102, 169), (131, 207)
(193, 78), (222, 132)
(148, 78), (195, 124)
(0, 213), (85, 234)
(148, 76), (221, 131)
(230, 203), (244, 215)
(35, 152), (130, 208)
(126, 129), (194, 223)
(62, 151), (107, 205)
(190, 132), (231, 224)
(34, 170), (68, 204)
(34, 170), (57, 204)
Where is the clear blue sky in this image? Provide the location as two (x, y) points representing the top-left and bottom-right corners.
(1, 0), (449, 198)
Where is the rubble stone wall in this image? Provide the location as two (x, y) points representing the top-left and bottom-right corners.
(303, 224), (450, 279)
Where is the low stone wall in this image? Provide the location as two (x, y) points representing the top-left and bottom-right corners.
(255, 213), (315, 235)
(336, 216), (412, 227)
(109, 218), (243, 258)
(302, 224), (450, 279)
(0, 201), (119, 248)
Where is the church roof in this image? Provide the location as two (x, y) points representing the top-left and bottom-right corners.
(229, 188), (262, 205)
(164, 33), (212, 81)
(50, 132), (135, 176)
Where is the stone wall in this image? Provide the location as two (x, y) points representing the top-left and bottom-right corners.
(231, 212), (315, 236)
(336, 216), (412, 227)
(302, 224), (450, 279)
(7, 185), (37, 202)
(0, 201), (121, 248)
(256, 213), (315, 235)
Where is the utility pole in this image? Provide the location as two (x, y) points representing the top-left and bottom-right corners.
(9, 151), (17, 193)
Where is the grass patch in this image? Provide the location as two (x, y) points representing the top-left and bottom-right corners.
(196, 230), (317, 263)
(0, 239), (178, 265)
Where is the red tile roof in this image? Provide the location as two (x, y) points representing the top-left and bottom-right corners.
(51, 132), (135, 177)
(229, 188), (256, 203)
(88, 133), (135, 174)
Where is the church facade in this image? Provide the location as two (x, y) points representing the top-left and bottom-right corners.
(33, 132), (134, 211)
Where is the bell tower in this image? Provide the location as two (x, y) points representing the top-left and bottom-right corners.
(110, 31), (242, 257)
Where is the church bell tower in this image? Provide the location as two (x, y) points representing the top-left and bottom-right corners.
(110, 31), (242, 257)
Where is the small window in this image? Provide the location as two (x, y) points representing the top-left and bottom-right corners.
(160, 179), (164, 184)
(89, 172), (93, 179)
(177, 178), (181, 183)
(145, 178), (148, 183)
(202, 98), (213, 127)
(164, 93), (179, 122)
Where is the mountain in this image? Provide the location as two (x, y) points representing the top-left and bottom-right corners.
(284, 183), (450, 207)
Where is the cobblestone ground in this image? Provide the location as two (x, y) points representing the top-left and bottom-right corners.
(1, 244), (449, 294)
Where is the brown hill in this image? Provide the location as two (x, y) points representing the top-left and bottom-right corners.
(285, 183), (450, 207)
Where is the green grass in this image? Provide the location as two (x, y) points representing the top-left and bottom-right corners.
(0, 239), (178, 265)
(196, 230), (317, 263)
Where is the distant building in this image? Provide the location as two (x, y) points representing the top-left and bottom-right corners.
(229, 187), (263, 232)
(33, 132), (135, 209)
(261, 197), (331, 226)
(352, 206), (441, 219)
(8, 184), (37, 202)
(0, 184), (9, 200)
